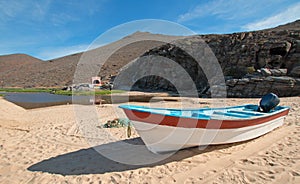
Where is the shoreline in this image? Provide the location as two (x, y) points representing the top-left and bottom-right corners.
(0, 96), (299, 183)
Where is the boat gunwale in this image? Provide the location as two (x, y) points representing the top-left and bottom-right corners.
(119, 104), (290, 121)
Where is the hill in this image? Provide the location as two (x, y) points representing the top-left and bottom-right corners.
(0, 32), (168, 87)
(116, 20), (300, 97)
(268, 19), (300, 31)
(0, 20), (299, 97)
(0, 54), (42, 73)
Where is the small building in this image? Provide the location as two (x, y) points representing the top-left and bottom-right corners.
(92, 77), (101, 88)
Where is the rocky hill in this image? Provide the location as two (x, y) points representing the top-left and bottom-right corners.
(116, 20), (300, 97)
(1, 20), (300, 97)
(0, 53), (80, 87)
(0, 54), (42, 73)
(0, 32), (167, 88)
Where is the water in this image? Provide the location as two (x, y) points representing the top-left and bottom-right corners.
(3, 92), (71, 103)
(0, 92), (176, 109)
(2, 92), (92, 109)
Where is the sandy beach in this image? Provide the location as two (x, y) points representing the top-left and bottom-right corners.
(0, 96), (299, 183)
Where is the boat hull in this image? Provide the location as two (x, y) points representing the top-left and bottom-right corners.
(132, 116), (286, 153)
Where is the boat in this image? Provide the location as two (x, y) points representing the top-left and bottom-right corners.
(119, 93), (290, 153)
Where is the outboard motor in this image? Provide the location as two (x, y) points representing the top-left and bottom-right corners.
(259, 93), (280, 112)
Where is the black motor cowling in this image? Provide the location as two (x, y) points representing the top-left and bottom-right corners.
(259, 93), (280, 112)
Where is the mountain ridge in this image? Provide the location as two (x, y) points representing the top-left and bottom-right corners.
(0, 20), (299, 90)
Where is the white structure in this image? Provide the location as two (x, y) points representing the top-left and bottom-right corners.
(92, 77), (101, 88)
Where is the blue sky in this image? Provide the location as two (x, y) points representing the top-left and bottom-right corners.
(0, 0), (299, 60)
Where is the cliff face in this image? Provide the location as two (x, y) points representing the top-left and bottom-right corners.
(202, 28), (300, 78)
(122, 20), (300, 97)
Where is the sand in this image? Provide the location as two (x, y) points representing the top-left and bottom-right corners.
(0, 96), (299, 183)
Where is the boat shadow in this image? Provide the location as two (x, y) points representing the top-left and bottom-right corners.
(27, 137), (242, 175)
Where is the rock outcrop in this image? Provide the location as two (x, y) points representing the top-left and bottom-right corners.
(226, 75), (300, 97)
(121, 20), (300, 97)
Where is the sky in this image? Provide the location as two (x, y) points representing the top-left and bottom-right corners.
(0, 0), (299, 60)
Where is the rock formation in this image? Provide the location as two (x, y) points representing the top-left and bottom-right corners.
(120, 20), (300, 97)
(1, 20), (300, 97)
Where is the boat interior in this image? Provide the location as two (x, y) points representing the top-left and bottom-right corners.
(120, 104), (288, 120)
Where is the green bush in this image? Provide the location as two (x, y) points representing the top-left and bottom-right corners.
(0, 88), (52, 93)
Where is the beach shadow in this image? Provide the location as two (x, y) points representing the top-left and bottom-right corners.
(28, 138), (238, 175)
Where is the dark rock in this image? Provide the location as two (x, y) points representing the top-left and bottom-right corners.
(269, 41), (291, 56)
(237, 78), (250, 85)
(226, 79), (238, 87)
(226, 76), (300, 97)
(290, 66), (300, 77)
(295, 40), (300, 53)
(270, 76), (295, 84)
(114, 20), (300, 97)
(268, 55), (283, 68)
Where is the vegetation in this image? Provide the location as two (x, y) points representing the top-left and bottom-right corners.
(0, 88), (52, 93)
(103, 118), (131, 128)
(53, 89), (124, 96)
(0, 88), (124, 96)
(103, 118), (132, 138)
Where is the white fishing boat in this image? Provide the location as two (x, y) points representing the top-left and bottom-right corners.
(119, 93), (289, 153)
